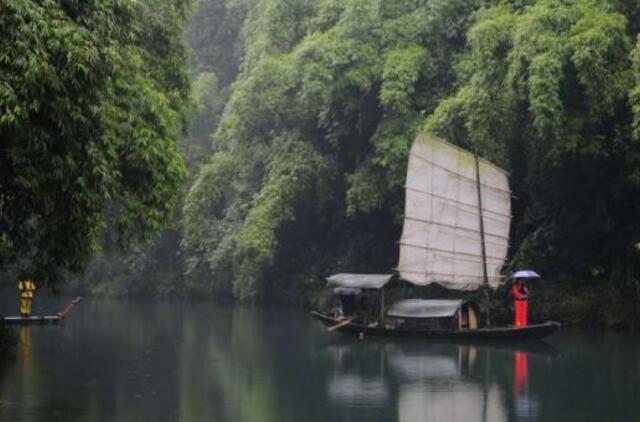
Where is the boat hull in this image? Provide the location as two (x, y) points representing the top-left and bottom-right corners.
(312, 311), (560, 340)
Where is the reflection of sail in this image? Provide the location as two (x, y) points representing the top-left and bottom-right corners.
(398, 133), (511, 290)
(327, 375), (389, 405)
(389, 345), (507, 421)
(398, 383), (507, 422)
(388, 352), (459, 380)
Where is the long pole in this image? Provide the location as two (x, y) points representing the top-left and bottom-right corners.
(474, 152), (491, 326)
(380, 289), (385, 322)
(57, 296), (82, 318)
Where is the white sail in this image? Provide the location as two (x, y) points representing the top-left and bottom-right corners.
(397, 133), (511, 290)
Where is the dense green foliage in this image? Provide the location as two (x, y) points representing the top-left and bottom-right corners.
(0, 0), (192, 286)
(427, 0), (640, 325)
(50, 0), (640, 326)
(182, 0), (481, 301)
(175, 0), (640, 320)
(72, 0), (248, 297)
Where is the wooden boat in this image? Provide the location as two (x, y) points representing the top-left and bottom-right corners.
(312, 311), (560, 340)
(314, 133), (560, 339)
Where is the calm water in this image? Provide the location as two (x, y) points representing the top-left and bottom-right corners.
(0, 299), (639, 422)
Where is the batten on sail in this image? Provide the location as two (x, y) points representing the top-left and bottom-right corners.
(397, 133), (511, 291)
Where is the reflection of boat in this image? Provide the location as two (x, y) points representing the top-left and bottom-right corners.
(314, 133), (560, 339)
(322, 334), (519, 421)
(321, 333), (558, 357)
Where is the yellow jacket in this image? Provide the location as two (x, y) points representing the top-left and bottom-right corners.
(18, 280), (36, 298)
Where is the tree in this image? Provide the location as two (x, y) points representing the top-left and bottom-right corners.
(428, 0), (640, 289)
(0, 0), (191, 285)
(183, 0), (483, 300)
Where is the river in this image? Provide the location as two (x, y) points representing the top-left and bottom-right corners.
(0, 299), (638, 422)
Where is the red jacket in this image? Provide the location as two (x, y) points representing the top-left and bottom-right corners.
(512, 284), (529, 301)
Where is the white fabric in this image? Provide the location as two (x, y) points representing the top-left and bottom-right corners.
(512, 270), (540, 279)
(386, 299), (464, 318)
(398, 133), (511, 290)
(326, 273), (393, 289)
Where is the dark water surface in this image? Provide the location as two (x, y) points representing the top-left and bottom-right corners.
(0, 299), (639, 422)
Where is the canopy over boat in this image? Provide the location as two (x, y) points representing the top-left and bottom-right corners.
(397, 133), (511, 291)
(386, 299), (471, 319)
(332, 287), (362, 295)
(326, 273), (393, 290)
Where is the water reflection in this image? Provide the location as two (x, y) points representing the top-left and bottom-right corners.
(18, 327), (33, 370)
(326, 342), (390, 406)
(323, 339), (556, 422)
(513, 351), (539, 420)
(0, 301), (639, 422)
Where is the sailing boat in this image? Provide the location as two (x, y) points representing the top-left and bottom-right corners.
(312, 132), (560, 340)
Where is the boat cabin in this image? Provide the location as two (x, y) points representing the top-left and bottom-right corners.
(386, 299), (479, 331)
(325, 274), (479, 330)
(326, 273), (393, 320)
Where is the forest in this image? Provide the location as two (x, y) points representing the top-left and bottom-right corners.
(3, 0), (640, 328)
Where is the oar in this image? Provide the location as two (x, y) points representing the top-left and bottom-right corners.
(328, 319), (352, 332)
(57, 296), (82, 318)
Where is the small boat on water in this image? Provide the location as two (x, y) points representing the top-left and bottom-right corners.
(312, 311), (560, 341)
(313, 133), (560, 340)
(1, 296), (81, 326)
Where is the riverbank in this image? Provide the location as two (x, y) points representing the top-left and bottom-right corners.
(529, 282), (640, 330)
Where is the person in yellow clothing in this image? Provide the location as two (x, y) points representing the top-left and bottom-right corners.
(17, 279), (36, 317)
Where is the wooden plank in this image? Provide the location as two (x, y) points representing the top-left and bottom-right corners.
(2, 316), (61, 325)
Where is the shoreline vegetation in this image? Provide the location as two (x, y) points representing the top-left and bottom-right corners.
(3, 0), (640, 352)
(78, 0), (640, 330)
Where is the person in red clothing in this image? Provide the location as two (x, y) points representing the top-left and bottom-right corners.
(512, 279), (529, 327)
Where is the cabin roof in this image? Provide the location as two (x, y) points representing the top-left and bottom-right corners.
(326, 273), (393, 290)
(332, 287), (362, 295)
(386, 299), (468, 319)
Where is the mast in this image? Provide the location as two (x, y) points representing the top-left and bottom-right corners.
(474, 151), (491, 326)
(380, 289), (385, 321)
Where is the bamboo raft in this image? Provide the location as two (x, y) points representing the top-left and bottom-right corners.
(1, 297), (81, 326)
(2, 315), (61, 325)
